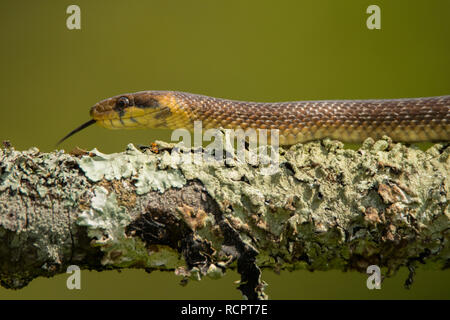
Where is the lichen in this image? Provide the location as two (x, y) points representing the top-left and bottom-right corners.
(78, 186), (131, 245)
(1, 137), (448, 293)
(0, 145), (94, 288)
(147, 136), (449, 274)
(77, 186), (184, 268)
(135, 164), (186, 195)
(78, 144), (186, 193)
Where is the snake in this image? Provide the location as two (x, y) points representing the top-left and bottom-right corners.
(58, 91), (450, 146)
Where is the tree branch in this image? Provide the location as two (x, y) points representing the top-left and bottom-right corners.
(0, 138), (448, 299)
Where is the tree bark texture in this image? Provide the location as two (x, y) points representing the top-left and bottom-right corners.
(0, 137), (448, 299)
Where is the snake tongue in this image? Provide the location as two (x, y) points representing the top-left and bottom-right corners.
(56, 119), (97, 146)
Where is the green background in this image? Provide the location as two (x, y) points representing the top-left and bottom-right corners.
(0, 0), (449, 299)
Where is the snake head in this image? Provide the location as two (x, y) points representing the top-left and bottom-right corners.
(90, 91), (173, 129)
(57, 91), (174, 145)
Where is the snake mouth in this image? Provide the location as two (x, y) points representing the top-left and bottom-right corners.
(58, 103), (173, 145)
(93, 107), (172, 130)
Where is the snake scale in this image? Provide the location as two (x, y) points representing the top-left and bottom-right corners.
(58, 91), (450, 145)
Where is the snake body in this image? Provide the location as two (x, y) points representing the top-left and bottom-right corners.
(59, 91), (450, 145)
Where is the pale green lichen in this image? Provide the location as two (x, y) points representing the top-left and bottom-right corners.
(78, 144), (147, 182)
(0, 145), (98, 289)
(78, 186), (131, 245)
(0, 137), (448, 291)
(135, 163), (186, 195)
(77, 186), (184, 268)
(78, 144), (186, 193)
(147, 136), (449, 272)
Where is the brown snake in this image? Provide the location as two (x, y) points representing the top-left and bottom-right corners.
(58, 91), (450, 145)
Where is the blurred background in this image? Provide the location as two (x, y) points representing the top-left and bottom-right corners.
(0, 0), (448, 299)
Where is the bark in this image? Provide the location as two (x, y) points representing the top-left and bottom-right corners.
(0, 138), (448, 300)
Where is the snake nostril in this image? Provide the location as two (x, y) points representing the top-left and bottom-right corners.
(89, 106), (96, 116)
(90, 103), (101, 117)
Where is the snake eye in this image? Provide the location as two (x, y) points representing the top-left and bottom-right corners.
(117, 96), (130, 108)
